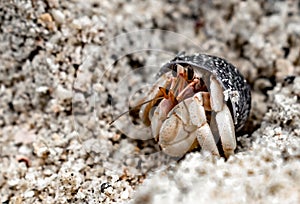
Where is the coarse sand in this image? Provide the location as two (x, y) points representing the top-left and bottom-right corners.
(1, 0), (300, 203)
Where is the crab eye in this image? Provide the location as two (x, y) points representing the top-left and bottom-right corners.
(187, 66), (194, 81)
(170, 64), (177, 77)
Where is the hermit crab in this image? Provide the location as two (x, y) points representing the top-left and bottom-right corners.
(113, 53), (251, 158)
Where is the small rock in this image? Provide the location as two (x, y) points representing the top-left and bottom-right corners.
(51, 9), (65, 24)
(46, 0), (59, 8)
(36, 86), (49, 93)
(39, 13), (53, 23)
(71, 16), (92, 30)
(24, 190), (35, 198)
(14, 127), (37, 145)
(39, 13), (56, 31)
(55, 85), (72, 100)
(121, 189), (129, 200)
(275, 58), (294, 81)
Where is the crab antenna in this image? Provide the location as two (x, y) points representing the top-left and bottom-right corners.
(109, 96), (165, 125)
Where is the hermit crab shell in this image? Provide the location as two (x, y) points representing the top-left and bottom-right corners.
(158, 53), (251, 132)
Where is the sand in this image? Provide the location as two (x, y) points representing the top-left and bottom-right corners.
(1, 0), (300, 203)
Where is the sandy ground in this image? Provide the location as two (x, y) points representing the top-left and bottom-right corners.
(1, 0), (300, 203)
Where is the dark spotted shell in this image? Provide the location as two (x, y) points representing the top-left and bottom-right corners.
(158, 53), (251, 132)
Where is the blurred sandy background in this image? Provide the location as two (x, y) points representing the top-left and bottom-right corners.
(1, 0), (300, 203)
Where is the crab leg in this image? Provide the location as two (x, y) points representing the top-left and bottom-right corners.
(209, 76), (236, 158)
(215, 105), (236, 158)
(139, 71), (173, 126)
(150, 65), (194, 140)
(150, 88), (177, 140)
(158, 92), (219, 157)
(190, 92), (219, 156)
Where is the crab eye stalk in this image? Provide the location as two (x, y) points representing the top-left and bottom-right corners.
(187, 65), (194, 81)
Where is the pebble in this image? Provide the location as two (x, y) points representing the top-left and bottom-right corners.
(275, 58), (294, 80)
(51, 9), (65, 24)
(55, 85), (73, 100)
(24, 190), (35, 198)
(39, 13), (53, 23)
(36, 86), (49, 93)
